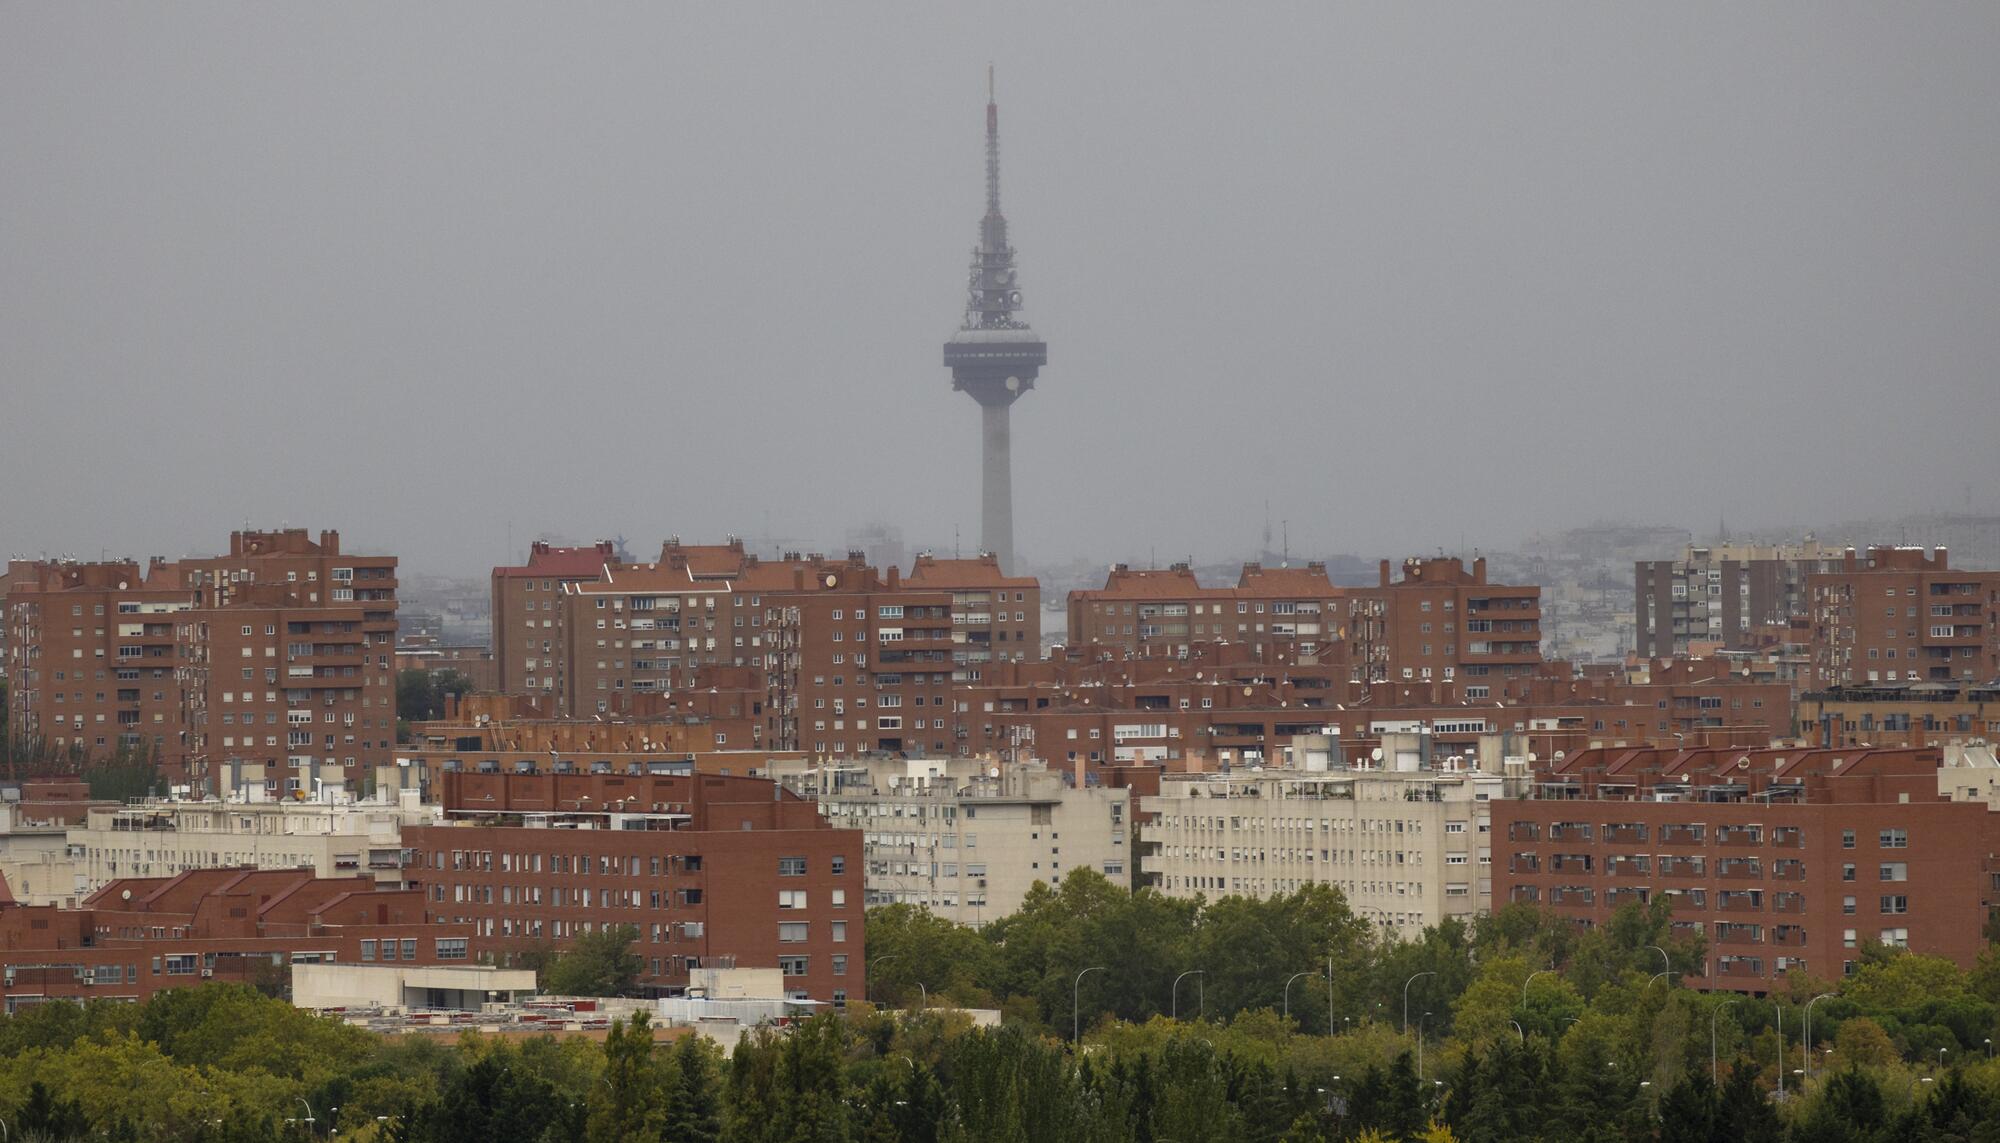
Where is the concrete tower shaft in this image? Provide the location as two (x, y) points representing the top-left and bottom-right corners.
(943, 68), (1045, 577)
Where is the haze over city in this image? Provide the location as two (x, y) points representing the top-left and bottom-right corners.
(4, 4), (1996, 573)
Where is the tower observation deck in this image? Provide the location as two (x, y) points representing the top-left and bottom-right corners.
(942, 68), (1046, 577)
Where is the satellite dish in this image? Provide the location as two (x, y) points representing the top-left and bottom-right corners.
(1554, 750), (1566, 761)
(823, 573), (839, 588)
(121, 889), (132, 901)
(1008, 291), (1022, 305)
(1369, 747), (1383, 762)
(988, 767), (1000, 778)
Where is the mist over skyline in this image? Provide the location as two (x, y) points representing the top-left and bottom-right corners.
(4, 5), (1997, 575)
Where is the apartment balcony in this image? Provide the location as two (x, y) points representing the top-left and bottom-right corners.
(1773, 893), (1806, 915)
(1716, 958), (1766, 979)
(1772, 862), (1807, 882)
(1658, 858), (1706, 878)
(1661, 890), (1707, 911)
(1603, 825), (1648, 844)
(1606, 888), (1650, 908)
(1607, 861), (1652, 878)
(1716, 862), (1763, 881)
(1714, 925), (1764, 946)
(1659, 827), (1706, 847)
(1772, 927), (1807, 948)
(1714, 828), (1763, 848)
(1717, 894), (1764, 914)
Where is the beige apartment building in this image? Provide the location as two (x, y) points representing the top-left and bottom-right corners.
(1139, 738), (1515, 937)
(766, 755), (1129, 926)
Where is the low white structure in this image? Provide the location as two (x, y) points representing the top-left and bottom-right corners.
(293, 963), (537, 1011)
(767, 756), (1129, 925)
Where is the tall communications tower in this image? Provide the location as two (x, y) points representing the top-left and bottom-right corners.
(943, 67), (1046, 577)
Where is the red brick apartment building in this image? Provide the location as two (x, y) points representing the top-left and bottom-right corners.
(0, 868), (466, 1010)
(405, 771), (863, 1003)
(1808, 546), (2000, 688)
(1494, 745), (2000, 995)
(1066, 562), (1385, 678)
(490, 540), (616, 696)
(1800, 683), (2000, 747)
(1064, 556), (1538, 688)
(494, 538), (1036, 754)
(3, 529), (397, 788)
(938, 639), (1791, 779)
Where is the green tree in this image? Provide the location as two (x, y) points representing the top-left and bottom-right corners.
(544, 925), (644, 997)
(14, 1080), (91, 1139)
(1654, 1067), (1717, 1143)
(1712, 1063), (1780, 1143)
(588, 1011), (665, 1142)
(663, 1034), (723, 1143)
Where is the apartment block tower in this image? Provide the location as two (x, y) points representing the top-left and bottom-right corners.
(942, 69), (1046, 577)
(2, 529), (396, 790)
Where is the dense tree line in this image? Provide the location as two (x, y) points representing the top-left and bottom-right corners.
(7, 870), (2000, 1140)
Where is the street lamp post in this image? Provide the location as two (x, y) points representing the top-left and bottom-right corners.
(1073, 966), (1106, 1045)
(1803, 992), (1835, 1081)
(1784, 1003), (1800, 1103)
(1647, 945), (1670, 976)
(1711, 999), (1739, 1081)
(871, 954), (899, 1004)
(1403, 971), (1437, 1034)
(1283, 971), (1322, 1023)
(1418, 1012), (1434, 1080)
(1509, 1020), (1525, 1043)
(1172, 970), (1205, 1022)
(1522, 969), (1552, 1009)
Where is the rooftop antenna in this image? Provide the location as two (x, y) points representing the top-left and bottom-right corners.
(1282, 520), (1290, 566)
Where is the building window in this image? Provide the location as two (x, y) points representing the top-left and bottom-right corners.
(831, 855), (846, 875)
(1843, 896), (1856, 915)
(780, 956), (809, 976)
(778, 922), (810, 943)
(1879, 829), (1908, 849)
(779, 856), (807, 876)
(1879, 863), (1907, 882)
(832, 954), (848, 976)
(831, 921), (848, 942)
(1841, 830), (1855, 849)
(360, 940), (377, 962)
(779, 889), (808, 909)
(1880, 895), (1909, 914)
(437, 938), (468, 961)
(1841, 864), (1856, 882)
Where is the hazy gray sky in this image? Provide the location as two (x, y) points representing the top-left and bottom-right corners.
(5, 4), (1997, 574)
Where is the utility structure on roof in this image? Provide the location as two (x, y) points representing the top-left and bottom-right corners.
(943, 67), (1047, 578)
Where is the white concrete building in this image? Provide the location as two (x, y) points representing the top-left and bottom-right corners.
(65, 786), (440, 892)
(767, 756), (1129, 925)
(1140, 735), (1519, 937)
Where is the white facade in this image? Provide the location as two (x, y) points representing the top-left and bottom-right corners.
(767, 756), (1129, 925)
(64, 789), (440, 892)
(1141, 761), (1502, 937)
